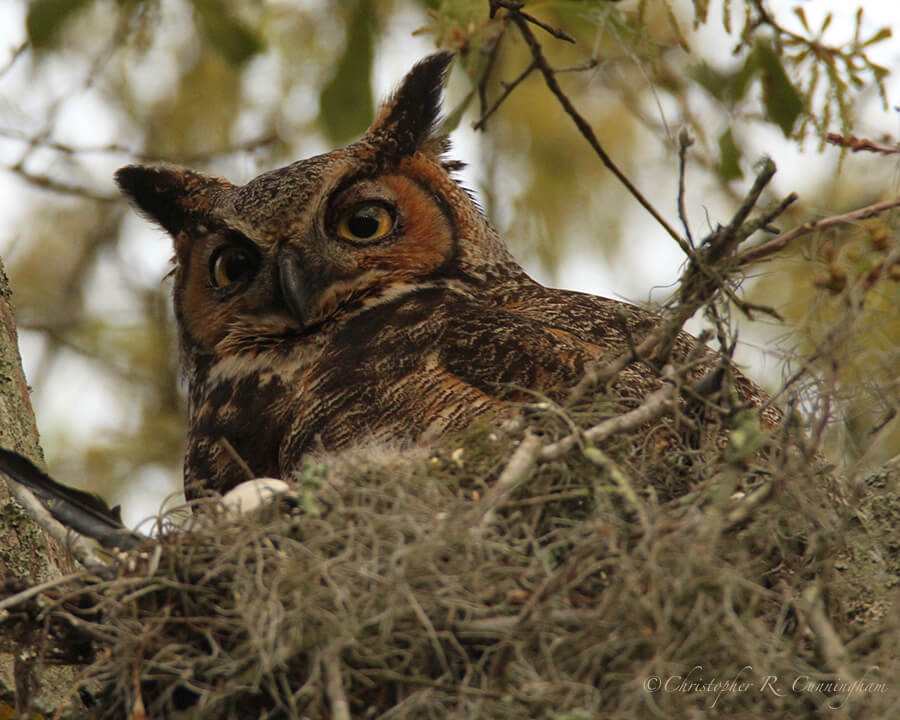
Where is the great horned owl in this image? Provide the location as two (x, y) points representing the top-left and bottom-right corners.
(116, 53), (777, 500)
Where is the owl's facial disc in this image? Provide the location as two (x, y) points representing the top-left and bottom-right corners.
(266, 172), (455, 331)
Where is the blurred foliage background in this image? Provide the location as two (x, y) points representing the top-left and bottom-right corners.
(0, 0), (898, 526)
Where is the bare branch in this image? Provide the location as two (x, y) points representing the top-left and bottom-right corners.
(567, 157), (794, 404)
(0, 570), (89, 614)
(476, 30), (505, 121)
(827, 132), (900, 155)
(739, 196), (900, 265)
(482, 373), (680, 536)
(675, 159), (780, 301)
(477, 431), (543, 532)
(473, 60), (537, 131)
(548, 382), (678, 461)
(489, 0), (575, 42)
(4, 164), (117, 202)
(323, 645), (351, 720)
(677, 129), (695, 248)
(484, 3), (684, 247)
(798, 584), (851, 678)
(723, 481), (773, 530)
(0, 128), (278, 163)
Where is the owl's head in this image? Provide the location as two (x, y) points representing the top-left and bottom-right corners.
(116, 53), (518, 367)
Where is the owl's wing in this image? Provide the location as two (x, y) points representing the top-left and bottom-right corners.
(492, 284), (778, 420)
(0, 448), (144, 550)
(435, 286), (776, 422)
(492, 285), (667, 356)
(428, 293), (616, 404)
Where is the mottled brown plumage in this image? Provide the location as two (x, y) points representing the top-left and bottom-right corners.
(116, 53), (777, 499)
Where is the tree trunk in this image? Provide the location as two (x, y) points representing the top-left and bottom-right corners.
(0, 256), (83, 713)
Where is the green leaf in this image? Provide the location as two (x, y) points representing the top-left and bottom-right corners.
(320, 1), (376, 143)
(755, 41), (804, 137)
(691, 52), (760, 105)
(730, 48), (761, 102)
(191, 0), (264, 67)
(688, 62), (731, 101)
(26, 0), (92, 48)
(717, 127), (744, 181)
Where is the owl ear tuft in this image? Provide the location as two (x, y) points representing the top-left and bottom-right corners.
(366, 51), (454, 158)
(115, 164), (232, 238)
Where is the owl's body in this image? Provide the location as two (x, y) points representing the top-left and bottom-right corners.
(116, 53), (776, 499)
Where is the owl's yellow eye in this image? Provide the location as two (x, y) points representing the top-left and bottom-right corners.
(337, 204), (394, 243)
(210, 245), (258, 289)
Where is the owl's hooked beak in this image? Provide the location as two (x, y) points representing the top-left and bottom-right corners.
(279, 247), (337, 330)
(278, 250), (312, 328)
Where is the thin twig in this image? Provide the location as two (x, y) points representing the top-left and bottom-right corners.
(505, 488), (591, 507)
(218, 437), (256, 481)
(486, 374), (679, 535)
(714, 157), (778, 251)
(738, 196), (900, 265)
(453, 608), (591, 638)
(547, 382), (678, 461)
(583, 444), (651, 535)
(323, 645), (351, 720)
(677, 128), (695, 248)
(554, 59), (601, 73)
(723, 481), (773, 530)
(827, 132), (900, 155)
(5, 165), (117, 202)
(476, 31), (505, 121)
(402, 584), (450, 674)
(477, 432), (543, 532)
(361, 668), (521, 700)
(473, 60), (537, 130)
(568, 159), (791, 403)
(736, 192), (798, 242)
(799, 584), (851, 678)
(0, 128), (277, 162)
(502, 7), (684, 246)
(129, 662), (147, 720)
(809, 390), (834, 459)
(489, 0), (575, 42)
(0, 571), (89, 613)
(653, 159), (783, 359)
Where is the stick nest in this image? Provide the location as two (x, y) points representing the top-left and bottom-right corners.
(5, 393), (898, 719)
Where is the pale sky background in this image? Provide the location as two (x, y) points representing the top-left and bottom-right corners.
(1, 0), (899, 529)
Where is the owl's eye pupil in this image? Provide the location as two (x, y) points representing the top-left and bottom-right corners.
(348, 209), (381, 238)
(210, 245), (258, 289)
(336, 203), (394, 243)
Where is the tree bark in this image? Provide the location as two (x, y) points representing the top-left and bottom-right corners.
(0, 256), (82, 713)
